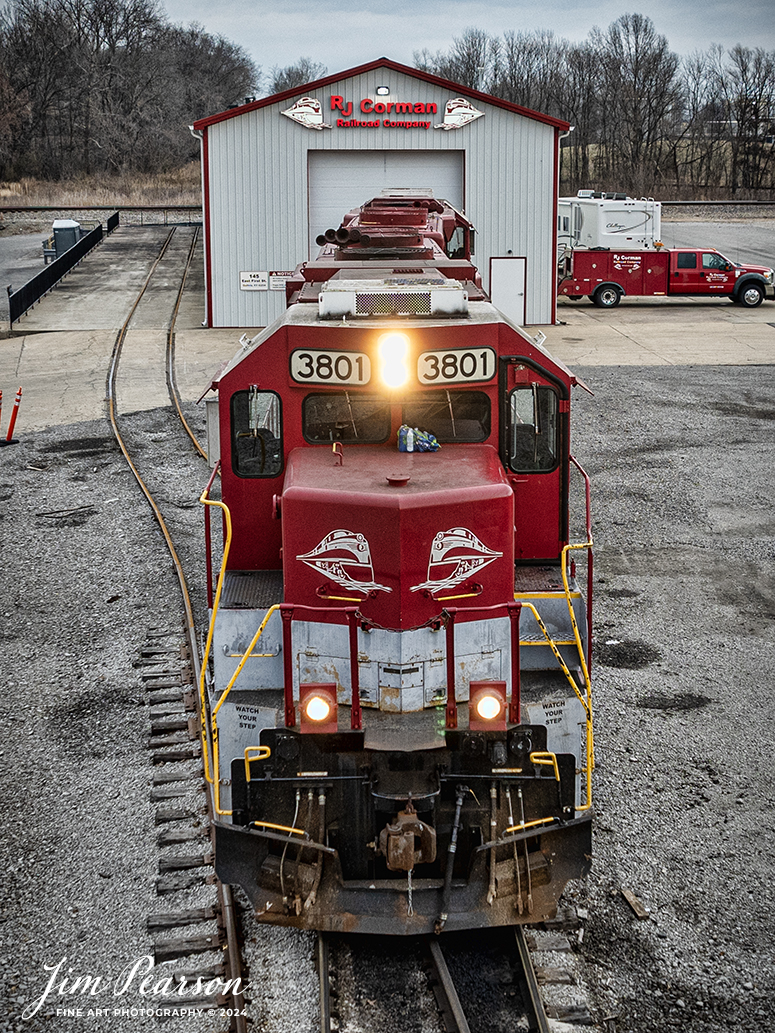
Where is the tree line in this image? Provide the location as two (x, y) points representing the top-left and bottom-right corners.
(0, 0), (324, 180)
(416, 15), (775, 198)
(1, 3), (772, 198)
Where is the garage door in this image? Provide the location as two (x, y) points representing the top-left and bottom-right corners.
(308, 150), (464, 256)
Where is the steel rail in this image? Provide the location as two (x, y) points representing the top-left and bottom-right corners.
(4, 200), (775, 215)
(0, 203), (201, 213)
(425, 929), (552, 1033)
(514, 926), (552, 1033)
(105, 226), (247, 1033)
(316, 932), (332, 1033)
(426, 939), (472, 1033)
(662, 199), (775, 207)
(165, 224), (209, 461)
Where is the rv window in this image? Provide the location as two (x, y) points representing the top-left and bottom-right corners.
(303, 393), (391, 443)
(231, 388), (283, 478)
(506, 385), (558, 472)
(403, 391), (490, 441)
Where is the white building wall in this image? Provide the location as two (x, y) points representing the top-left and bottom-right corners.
(203, 67), (558, 327)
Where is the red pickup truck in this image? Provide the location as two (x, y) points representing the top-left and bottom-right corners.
(559, 247), (775, 308)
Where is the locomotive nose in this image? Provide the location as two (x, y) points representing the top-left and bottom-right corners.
(280, 443), (514, 628)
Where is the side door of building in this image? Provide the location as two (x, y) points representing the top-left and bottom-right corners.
(669, 250), (703, 294)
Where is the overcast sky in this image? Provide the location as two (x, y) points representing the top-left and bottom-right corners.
(162, 0), (775, 86)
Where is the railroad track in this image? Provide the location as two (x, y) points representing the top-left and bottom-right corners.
(101, 226), (604, 1033)
(316, 921), (600, 1033)
(105, 223), (248, 1031)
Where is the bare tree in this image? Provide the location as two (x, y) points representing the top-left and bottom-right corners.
(0, 0), (259, 178)
(556, 42), (601, 192)
(415, 28), (493, 91)
(269, 57), (326, 95)
(591, 14), (682, 195)
(489, 30), (565, 114)
(708, 44), (775, 193)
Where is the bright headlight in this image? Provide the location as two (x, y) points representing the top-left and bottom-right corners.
(475, 694), (502, 721)
(305, 696), (331, 722)
(378, 332), (410, 389)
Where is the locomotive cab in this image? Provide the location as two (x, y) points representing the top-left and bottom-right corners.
(199, 196), (594, 935)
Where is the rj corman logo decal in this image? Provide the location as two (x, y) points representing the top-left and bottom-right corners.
(297, 530), (391, 594)
(283, 95), (485, 131)
(411, 527), (502, 593)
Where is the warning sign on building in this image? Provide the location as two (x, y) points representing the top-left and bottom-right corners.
(269, 271), (294, 291)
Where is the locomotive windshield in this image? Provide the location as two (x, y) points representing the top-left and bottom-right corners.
(302, 392), (391, 442)
(402, 390), (490, 441)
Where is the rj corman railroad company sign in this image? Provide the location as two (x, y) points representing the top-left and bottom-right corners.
(282, 96), (484, 131)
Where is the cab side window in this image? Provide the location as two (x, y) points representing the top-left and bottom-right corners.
(446, 226), (466, 259)
(506, 385), (558, 472)
(231, 388), (283, 478)
(702, 253), (727, 270)
(676, 253), (697, 269)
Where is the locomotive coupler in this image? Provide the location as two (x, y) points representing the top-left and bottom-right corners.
(377, 798), (436, 872)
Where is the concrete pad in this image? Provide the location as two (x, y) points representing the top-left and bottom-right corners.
(0, 232), (48, 322)
(0, 330), (115, 432)
(125, 226), (201, 330)
(115, 329), (173, 414)
(542, 318), (775, 367)
(14, 225), (176, 331)
(0, 334), (23, 384)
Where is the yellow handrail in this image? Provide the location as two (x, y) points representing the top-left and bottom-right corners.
(529, 750), (560, 782)
(199, 479), (233, 786)
(504, 815), (557, 834)
(561, 542), (593, 703)
(517, 598), (594, 812)
(252, 821), (307, 836)
(211, 604), (282, 815)
(244, 745), (271, 783)
(561, 540), (595, 806)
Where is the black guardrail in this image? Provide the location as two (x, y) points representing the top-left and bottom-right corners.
(8, 210), (119, 324)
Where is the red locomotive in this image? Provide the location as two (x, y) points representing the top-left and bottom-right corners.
(199, 192), (594, 934)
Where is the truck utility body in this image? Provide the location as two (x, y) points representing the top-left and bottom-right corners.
(559, 246), (775, 308)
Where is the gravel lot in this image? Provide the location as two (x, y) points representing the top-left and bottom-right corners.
(0, 410), (224, 1033)
(571, 364), (775, 1033)
(2, 363), (772, 1032)
(1, 209), (774, 1031)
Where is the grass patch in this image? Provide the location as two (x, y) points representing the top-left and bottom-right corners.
(0, 164), (201, 207)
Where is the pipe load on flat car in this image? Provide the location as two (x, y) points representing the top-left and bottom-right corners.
(199, 191), (594, 935)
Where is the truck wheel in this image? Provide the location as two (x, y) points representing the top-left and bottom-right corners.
(592, 285), (621, 308)
(738, 283), (764, 308)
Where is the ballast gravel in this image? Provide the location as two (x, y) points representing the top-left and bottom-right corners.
(0, 363), (773, 1033)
